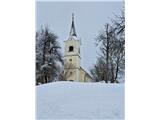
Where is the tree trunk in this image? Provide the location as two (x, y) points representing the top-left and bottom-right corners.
(105, 24), (110, 83)
(115, 58), (120, 81)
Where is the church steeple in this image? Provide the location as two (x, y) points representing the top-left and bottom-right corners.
(64, 13), (92, 82)
(69, 13), (77, 37)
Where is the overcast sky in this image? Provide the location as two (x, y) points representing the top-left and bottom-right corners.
(36, 1), (124, 73)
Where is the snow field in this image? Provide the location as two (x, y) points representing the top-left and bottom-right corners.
(36, 81), (124, 120)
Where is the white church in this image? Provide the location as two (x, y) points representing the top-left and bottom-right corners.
(63, 13), (92, 82)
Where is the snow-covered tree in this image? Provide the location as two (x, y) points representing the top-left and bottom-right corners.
(36, 26), (63, 85)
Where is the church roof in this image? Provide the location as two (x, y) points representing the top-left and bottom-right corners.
(69, 13), (77, 37)
(80, 66), (92, 80)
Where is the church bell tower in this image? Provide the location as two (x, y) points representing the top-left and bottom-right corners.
(64, 13), (81, 81)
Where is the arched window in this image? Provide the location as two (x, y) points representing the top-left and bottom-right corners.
(69, 46), (74, 52)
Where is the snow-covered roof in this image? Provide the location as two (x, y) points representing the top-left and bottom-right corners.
(64, 35), (79, 42)
(80, 66), (92, 79)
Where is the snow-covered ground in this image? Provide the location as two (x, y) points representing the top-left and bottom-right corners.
(36, 81), (124, 120)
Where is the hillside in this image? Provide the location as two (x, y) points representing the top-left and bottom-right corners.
(36, 81), (124, 120)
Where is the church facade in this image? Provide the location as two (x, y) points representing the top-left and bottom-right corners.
(64, 13), (92, 82)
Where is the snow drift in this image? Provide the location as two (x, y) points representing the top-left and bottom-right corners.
(36, 81), (124, 120)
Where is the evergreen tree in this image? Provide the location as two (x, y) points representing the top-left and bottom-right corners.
(36, 26), (63, 85)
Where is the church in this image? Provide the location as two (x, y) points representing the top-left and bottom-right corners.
(63, 13), (92, 82)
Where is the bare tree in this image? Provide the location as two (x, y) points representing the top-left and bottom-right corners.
(90, 57), (106, 82)
(96, 24), (116, 83)
(90, 9), (125, 83)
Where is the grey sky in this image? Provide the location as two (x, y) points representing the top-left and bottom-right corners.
(36, 1), (124, 73)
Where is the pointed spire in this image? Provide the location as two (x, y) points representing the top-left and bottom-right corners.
(69, 13), (77, 37)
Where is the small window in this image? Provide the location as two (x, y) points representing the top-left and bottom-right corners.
(69, 46), (74, 52)
(70, 72), (72, 75)
(69, 59), (72, 62)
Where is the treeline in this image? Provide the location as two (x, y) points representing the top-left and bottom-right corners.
(90, 10), (125, 83)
